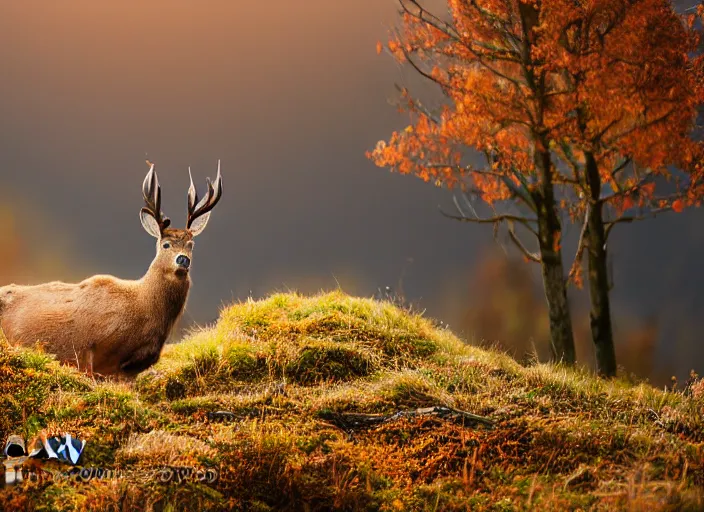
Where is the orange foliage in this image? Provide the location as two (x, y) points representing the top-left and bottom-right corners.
(369, 0), (704, 272)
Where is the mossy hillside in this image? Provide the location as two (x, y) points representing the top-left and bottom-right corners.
(0, 291), (702, 511)
(0, 337), (169, 469)
(0, 340), (91, 444)
(137, 292), (442, 400)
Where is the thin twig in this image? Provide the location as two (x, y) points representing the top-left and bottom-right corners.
(507, 220), (541, 262)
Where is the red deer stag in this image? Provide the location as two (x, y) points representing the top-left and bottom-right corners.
(0, 160), (223, 376)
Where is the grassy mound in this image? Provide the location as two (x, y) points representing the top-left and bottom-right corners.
(0, 291), (702, 511)
(137, 292), (439, 400)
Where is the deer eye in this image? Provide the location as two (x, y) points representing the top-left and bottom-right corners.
(162, 242), (171, 249)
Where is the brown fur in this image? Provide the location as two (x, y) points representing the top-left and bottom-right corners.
(0, 229), (196, 376)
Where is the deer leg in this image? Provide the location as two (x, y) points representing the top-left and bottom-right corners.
(77, 347), (99, 378)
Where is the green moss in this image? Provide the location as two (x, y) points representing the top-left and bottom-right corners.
(379, 371), (451, 409)
(169, 397), (223, 416)
(284, 341), (377, 384)
(0, 337), (92, 441)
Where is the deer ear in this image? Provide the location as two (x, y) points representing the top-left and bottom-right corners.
(188, 212), (211, 237)
(140, 210), (162, 238)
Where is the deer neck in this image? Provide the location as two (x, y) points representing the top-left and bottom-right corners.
(140, 263), (191, 332)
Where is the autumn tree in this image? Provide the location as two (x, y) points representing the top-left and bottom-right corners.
(543, 0), (704, 376)
(369, 0), (704, 375)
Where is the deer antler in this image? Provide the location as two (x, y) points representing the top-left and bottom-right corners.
(186, 160), (223, 229)
(142, 160), (171, 232)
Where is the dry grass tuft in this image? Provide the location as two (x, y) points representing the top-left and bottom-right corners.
(117, 430), (217, 466)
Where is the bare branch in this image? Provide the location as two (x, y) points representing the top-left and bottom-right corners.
(456, 193), (480, 219)
(426, 163), (510, 179)
(399, 0), (463, 39)
(604, 109), (676, 145)
(400, 47), (455, 92)
(593, 113), (625, 143)
(544, 89), (572, 98)
(604, 206), (672, 238)
(439, 205), (537, 228)
(507, 220), (541, 262)
(610, 157), (632, 178)
(394, 84), (444, 124)
(598, 173), (657, 203)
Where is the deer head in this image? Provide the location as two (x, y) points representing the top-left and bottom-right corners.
(139, 160), (223, 280)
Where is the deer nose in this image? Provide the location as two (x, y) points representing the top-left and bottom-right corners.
(175, 255), (191, 269)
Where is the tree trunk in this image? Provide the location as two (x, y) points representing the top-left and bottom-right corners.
(535, 144), (576, 365)
(585, 153), (617, 377)
(518, 2), (575, 365)
(537, 213), (576, 365)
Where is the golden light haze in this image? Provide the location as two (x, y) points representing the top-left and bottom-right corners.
(1, 0), (399, 176)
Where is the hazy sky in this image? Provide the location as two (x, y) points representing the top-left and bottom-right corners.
(0, 0), (702, 378)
